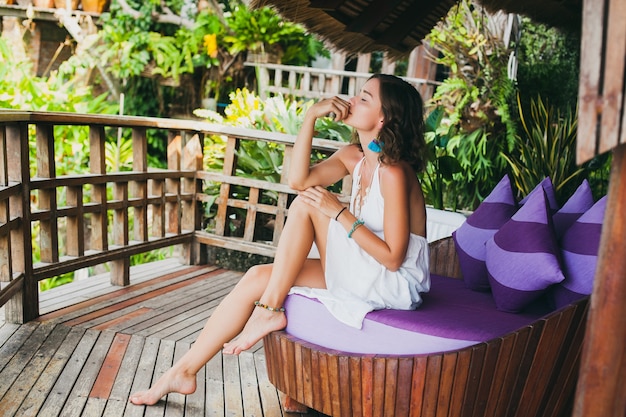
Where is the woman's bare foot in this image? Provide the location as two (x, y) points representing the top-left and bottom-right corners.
(223, 306), (287, 355)
(129, 366), (197, 406)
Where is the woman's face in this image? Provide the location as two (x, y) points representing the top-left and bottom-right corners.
(345, 78), (384, 136)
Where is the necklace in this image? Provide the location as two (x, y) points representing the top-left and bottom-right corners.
(353, 158), (377, 219)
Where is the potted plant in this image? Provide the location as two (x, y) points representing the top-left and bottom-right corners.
(54, 0), (78, 9)
(81, 0), (109, 13)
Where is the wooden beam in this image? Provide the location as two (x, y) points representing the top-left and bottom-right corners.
(346, 0), (404, 35)
(573, 144), (626, 417)
(598, 0), (626, 155)
(376, 0), (441, 51)
(309, 0), (347, 9)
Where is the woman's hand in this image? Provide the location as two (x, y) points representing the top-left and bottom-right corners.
(306, 97), (351, 122)
(299, 186), (345, 219)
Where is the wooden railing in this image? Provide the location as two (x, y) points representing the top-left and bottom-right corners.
(246, 62), (441, 102)
(0, 110), (346, 323)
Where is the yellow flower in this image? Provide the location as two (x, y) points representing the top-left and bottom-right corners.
(203, 34), (218, 58)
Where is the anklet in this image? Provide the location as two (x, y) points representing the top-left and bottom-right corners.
(254, 300), (286, 313)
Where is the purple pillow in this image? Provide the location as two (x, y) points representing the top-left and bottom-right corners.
(486, 189), (565, 312)
(552, 196), (607, 309)
(519, 177), (559, 212)
(552, 179), (594, 239)
(452, 175), (518, 291)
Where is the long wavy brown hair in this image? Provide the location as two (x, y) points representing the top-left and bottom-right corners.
(351, 74), (427, 172)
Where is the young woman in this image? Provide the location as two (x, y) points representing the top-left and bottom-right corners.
(130, 73), (430, 406)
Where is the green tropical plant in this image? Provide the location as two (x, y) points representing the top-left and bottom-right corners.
(222, 5), (328, 66)
(96, 1), (328, 119)
(425, 0), (517, 210)
(515, 18), (581, 115)
(420, 106), (462, 209)
(503, 95), (584, 203)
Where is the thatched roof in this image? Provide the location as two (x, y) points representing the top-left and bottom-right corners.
(252, 0), (582, 56)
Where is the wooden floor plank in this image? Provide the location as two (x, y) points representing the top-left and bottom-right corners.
(70, 269), (227, 330)
(90, 332), (133, 399)
(110, 283), (218, 334)
(92, 307), (155, 332)
(223, 352), (244, 416)
(81, 397), (107, 417)
(117, 272), (241, 339)
(37, 329), (101, 416)
(102, 334), (145, 417)
(38, 267), (216, 324)
(0, 324), (71, 416)
(0, 322), (20, 348)
(0, 322), (57, 401)
(125, 337), (162, 417)
(60, 330), (117, 416)
(205, 351), (225, 417)
(254, 351), (284, 416)
(39, 259), (194, 314)
(163, 342), (189, 417)
(14, 326), (87, 417)
(240, 351), (264, 416)
(0, 322), (39, 372)
(59, 270), (222, 328)
(143, 339), (176, 417)
(142, 300), (218, 341)
(185, 345), (206, 417)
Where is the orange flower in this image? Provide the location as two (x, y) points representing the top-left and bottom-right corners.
(203, 34), (218, 58)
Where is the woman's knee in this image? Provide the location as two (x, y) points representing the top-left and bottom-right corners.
(238, 264), (272, 288)
(288, 196), (311, 217)
(289, 195), (328, 223)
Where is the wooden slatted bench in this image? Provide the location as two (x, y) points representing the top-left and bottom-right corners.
(262, 237), (588, 417)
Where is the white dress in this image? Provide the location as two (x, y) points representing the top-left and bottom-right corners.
(290, 158), (430, 329)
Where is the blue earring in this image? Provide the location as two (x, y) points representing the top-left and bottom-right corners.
(368, 139), (383, 153)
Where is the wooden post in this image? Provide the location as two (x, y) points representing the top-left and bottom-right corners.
(214, 136), (238, 237)
(66, 185), (84, 257)
(166, 132), (181, 235)
(573, 144), (626, 417)
(36, 124), (59, 264)
(5, 124), (36, 323)
(406, 45), (438, 101)
(181, 132), (204, 264)
(111, 181), (130, 286)
(131, 127), (148, 242)
(89, 125), (108, 253)
(573, 0), (626, 413)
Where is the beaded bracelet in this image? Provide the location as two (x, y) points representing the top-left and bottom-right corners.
(334, 207), (347, 221)
(348, 219), (365, 238)
(254, 300), (285, 313)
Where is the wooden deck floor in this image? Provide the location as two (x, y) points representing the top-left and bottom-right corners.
(0, 260), (327, 417)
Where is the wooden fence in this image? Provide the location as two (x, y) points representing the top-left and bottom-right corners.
(246, 61), (441, 102)
(0, 111), (346, 323)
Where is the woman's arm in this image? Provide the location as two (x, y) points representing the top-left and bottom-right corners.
(288, 98), (353, 190)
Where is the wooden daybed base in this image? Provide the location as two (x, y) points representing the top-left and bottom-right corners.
(262, 237), (588, 417)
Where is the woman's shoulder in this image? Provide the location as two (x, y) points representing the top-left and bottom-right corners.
(379, 161), (414, 182)
(336, 144), (364, 173)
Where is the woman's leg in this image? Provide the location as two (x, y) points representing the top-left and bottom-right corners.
(222, 196), (331, 354)
(129, 264), (271, 405)
(130, 197), (329, 405)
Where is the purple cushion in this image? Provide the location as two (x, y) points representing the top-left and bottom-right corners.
(283, 275), (549, 355)
(553, 196), (606, 309)
(486, 189), (565, 312)
(519, 177), (559, 212)
(452, 175), (518, 291)
(552, 179), (594, 239)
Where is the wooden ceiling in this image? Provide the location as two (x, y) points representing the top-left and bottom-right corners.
(252, 0), (582, 56)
